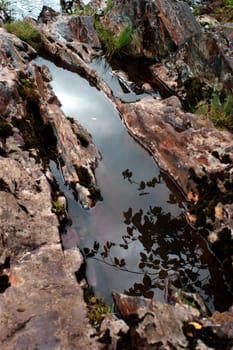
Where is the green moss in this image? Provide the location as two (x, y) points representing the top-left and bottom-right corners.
(4, 20), (43, 51)
(52, 200), (65, 215)
(209, 92), (233, 131)
(76, 133), (89, 148)
(87, 296), (115, 329)
(12, 78), (42, 151)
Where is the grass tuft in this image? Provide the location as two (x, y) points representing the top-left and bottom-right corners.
(4, 20), (43, 51)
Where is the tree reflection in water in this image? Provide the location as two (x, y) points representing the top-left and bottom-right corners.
(83, 170), (223, 311)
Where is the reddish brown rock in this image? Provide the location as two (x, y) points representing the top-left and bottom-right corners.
(99, 0), (201, 59)
(0, 26), (103, 349)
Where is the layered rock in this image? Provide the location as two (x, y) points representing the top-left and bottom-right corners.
(98, 0), (201, 59)
(0, 27), (102, 349)
(1, 5), (233, 348)
(99, 293), (233, 349)
(99, 0), (233, 94)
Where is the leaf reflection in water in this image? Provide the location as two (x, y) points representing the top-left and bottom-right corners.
(83, 200), (212, 305)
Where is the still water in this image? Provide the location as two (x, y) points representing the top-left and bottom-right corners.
(36, 57), (231, 312)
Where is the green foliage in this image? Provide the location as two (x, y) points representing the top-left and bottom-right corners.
(224, 0), (233, 7)
(117, 26), (133, 51)
(209, 92), (233, 130)
(4, 21), (43, 51)
(0, 0), (11, 20)
(72, 3), (95, 16)
(87, 296), (115, 329)
(104, 0), (113, 14)
(192, 5), (201, 16)
(94, 19), (133, 58)
(0, 0), (10, 12)
(195, 88), (233, 131)
(215, 0), (233, 22)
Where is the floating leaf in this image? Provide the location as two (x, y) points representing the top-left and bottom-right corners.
(143, 274), (152, 287)
(93, 241), (100, 251)
(138, 181), (145, 190)
(188, 322), (202, 330)
(119, 259), (126, 267)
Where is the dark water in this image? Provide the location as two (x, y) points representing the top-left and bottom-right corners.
(36, 57), (231, 312)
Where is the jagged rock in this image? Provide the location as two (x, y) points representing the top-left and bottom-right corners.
(165, 31), (233, 94)
(112, 293), (200, 349)
(99, 0), (201, 59)
(35, 62), (102, 207)
(116, 94), (233, 274)
(99, 0), (233, 94)
(37, 6), (101, 62)
(0, 26), (103, 349)
(0, 246), (103, 350)
(116, 95), (233, 194)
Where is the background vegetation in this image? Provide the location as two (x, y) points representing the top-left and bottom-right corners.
(4, 20), (43, 51)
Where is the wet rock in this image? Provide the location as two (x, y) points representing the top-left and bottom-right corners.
(36, 68), (102, 207)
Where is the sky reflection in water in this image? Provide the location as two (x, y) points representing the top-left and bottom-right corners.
(36, 57), (231, 312)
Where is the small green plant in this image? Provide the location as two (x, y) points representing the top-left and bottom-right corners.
(214, 0), (233, 22)
(192, 5), (201, 16)
(4, 20), (43, 51)
(72, 3), (95, 16)
(117, 26), (133, 51)
(209, 92), (233, 130)
(52, 200), (65, 215)
(94, 19), (133, 58)
(87, 296), (115, 329)
(195, 88), (233, 131)
(104, 0), (113, 14)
